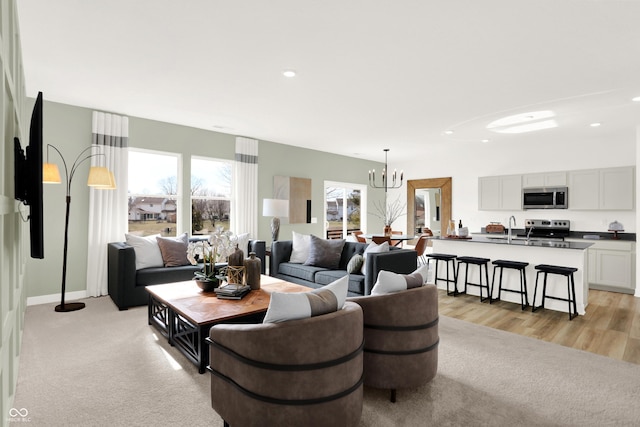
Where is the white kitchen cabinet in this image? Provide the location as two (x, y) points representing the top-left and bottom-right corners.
(522, 171), (567, 188)
(569, 239), (636, 293)
(568, 166), (634, 210)
(600, 167), (634, 210)
(478, 175), (522, 210)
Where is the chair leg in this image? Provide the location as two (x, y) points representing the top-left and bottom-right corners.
(390, 389), (397, 403)
(224, 421), (230, 427)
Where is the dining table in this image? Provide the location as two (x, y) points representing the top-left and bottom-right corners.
(362, 234), (418, 247)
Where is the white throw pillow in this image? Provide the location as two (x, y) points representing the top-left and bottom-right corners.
(235, 232), (250, 258)
(125, 233), (164, 270)
(360, 241), (390, 275)
(371, 265), (429, 295)
(263, 275), (348, 323)
(289, 231), (311, 263)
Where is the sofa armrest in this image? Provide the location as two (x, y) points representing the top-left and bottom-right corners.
(248, 239), (266, 274)
(108, 242), (137, 310)
(364, 249), (418, 295)
(270, 240), (293, 276)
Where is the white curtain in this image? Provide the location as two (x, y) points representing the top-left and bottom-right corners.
(232, 137), (258, 237)
(86, 112), (129, 297)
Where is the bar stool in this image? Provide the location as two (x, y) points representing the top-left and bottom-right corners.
(532, 264), (578, 320)
(456, 256), (491, 302)
(490, 260), (529, 310)
(425, 253), (458, 296)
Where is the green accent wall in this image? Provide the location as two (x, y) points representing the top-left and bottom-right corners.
(24, 102), (385, 299)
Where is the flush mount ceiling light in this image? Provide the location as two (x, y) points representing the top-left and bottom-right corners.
(632, 96), (640, 102)
(590, 122), (601, 127)
(444, 130), (454, 135)
(486, 110), (558, 134)
(283, 70), (296, 78)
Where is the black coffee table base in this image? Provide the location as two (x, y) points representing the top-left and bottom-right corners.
(148, 294), (265, 374)
(148, 294), (211, 373)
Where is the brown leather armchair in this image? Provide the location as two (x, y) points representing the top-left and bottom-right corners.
(207, 302), (364, 427)
(348, 284), (439, 402)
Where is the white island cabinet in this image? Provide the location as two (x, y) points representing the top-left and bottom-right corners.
(431, 237), (592, 315)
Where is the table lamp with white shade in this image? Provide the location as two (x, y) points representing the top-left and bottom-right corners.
(263, 198), (289, 242)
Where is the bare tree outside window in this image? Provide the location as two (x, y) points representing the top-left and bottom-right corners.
(191, 157), (232, 234)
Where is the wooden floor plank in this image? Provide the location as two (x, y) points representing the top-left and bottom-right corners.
(437, 288), (640, 365)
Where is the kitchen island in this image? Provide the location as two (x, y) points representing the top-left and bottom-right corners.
(431, 236), (593, 315)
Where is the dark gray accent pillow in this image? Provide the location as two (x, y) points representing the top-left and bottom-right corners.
(304, 235), (346, 269)
(347, 254), (364, 274)
(156, 233), (189, 267)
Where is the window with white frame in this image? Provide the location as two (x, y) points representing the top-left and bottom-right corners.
(190, 156), (232, 235)
(324, 181), (367, 239)
(128, 149), (181, 237)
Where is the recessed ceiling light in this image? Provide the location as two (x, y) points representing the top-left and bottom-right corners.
(444, 130), (454, 135)
(632, 96), (640, 102)
(590, 122), (601, 127)
(481, 139), (490, 143)
(283, 70), (296, 78)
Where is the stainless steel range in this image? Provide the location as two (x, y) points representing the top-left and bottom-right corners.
(524, 219), (570, 240)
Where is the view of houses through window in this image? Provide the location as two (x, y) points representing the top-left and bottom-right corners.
(127, 150), (233, 237)
(128, 149), (180, 237)
(325, 182), (365, 239)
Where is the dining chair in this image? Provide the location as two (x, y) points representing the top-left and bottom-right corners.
(372, 236), (391, 245)
(352, 231), (367, 243)
(414, 234), (430, 265)
(391, 231), (403, 247)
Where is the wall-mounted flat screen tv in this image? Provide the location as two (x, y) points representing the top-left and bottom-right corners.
(14, 91), (44, 259)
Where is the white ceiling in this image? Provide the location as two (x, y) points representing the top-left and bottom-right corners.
(16, 0), (640, 163)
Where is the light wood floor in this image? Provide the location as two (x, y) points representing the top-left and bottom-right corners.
(437, 288), (640, 365)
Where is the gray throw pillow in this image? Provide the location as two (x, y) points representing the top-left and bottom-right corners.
(304, 235), (346, 269)
(156, 233), (190, 267)
(347, 254), (364, 274)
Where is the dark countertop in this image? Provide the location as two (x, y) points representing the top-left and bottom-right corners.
(438, 235), (593, 250)
(478, 227), (636, 242)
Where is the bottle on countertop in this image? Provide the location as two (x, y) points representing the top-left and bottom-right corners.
(459, 220), (463, 228)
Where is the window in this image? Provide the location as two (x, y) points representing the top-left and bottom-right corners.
(191, 156), (232, 235)
(128, 149), (181, 237)
(324, 181), (366, 239)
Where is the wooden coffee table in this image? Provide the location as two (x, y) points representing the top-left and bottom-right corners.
(147, 275), (311, 373)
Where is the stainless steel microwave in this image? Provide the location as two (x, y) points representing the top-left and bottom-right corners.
(522, 186), (568, 209)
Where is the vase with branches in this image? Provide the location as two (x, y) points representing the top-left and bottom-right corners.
(371, 196), (406, 235)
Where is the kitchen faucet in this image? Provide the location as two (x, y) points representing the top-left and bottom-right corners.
(508, 216), (516, 244)
(526, 225), (535, 243)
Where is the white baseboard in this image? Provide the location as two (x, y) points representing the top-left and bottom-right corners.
(27, 290), (88, 306)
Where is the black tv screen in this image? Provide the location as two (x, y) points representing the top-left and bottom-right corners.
(14, 91), (44, 259)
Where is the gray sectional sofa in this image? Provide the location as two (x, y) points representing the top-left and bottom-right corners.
(270, 240), (417, 296)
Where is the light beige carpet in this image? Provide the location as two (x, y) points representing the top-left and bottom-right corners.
(12, 296), (640, 426)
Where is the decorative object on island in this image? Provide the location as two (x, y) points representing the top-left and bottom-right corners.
(244, 252), (261, 290)
(608, 220), (624, 240)
(263, 198), (289, 241)
(368, 148), (403, 192)
(187, 227), (238, 292)
(43, 144), (115, 312)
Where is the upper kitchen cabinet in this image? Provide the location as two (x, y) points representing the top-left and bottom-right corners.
(522, 171), (567, 188)
(478, 175), (522, 210)
(569, 166), (634, 210)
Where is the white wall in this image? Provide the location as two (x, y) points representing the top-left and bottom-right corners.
(396, 130), (636, 234)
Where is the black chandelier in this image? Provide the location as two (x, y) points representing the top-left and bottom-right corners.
(368, 149), (403, 192)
